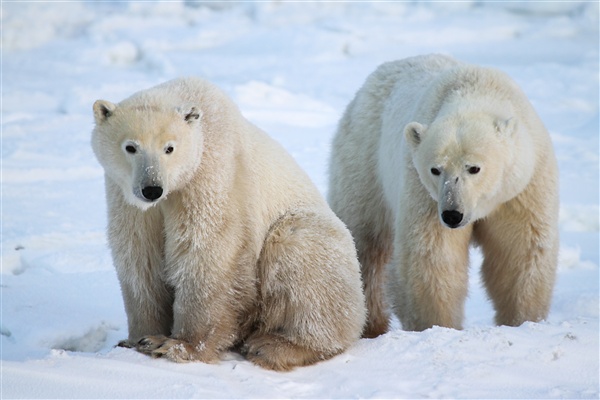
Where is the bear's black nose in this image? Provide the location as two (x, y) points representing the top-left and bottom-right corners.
(442, 210), (463, 228)
(142, 186), (163, 201)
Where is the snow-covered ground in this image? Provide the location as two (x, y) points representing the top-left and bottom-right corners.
(1, 1), (598, 398)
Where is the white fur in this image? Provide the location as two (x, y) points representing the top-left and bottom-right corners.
(328, 54), (559, 334)
(92, 77), (366, 370)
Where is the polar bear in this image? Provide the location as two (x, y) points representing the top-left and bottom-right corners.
(328, 54), (559, 336)
(91, 77), (366, 371)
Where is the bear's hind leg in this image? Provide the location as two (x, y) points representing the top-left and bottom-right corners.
(253, 209), (366, 370)
(242, 333), (330, 372)
(356, 224), (393, 338)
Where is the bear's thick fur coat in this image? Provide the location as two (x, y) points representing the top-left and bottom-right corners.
(328, 54), (559, 336)
(92, 78), (366, 370)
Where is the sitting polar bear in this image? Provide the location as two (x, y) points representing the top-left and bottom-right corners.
(328, 54), (559, 336)
(91, 78), (366, 371)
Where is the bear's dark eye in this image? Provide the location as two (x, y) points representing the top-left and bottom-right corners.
(430, 168), (441, 176)
(468, 166), (481, 174)
(165, 146), (174, 154)
(125, 145), (137, 154)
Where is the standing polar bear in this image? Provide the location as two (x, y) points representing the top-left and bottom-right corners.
(91, 78), (366, 371)
(328, 54), (559, 336)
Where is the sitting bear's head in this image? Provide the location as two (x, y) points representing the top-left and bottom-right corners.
(404, 111), (520, 229)
(92, 100), (202, 210)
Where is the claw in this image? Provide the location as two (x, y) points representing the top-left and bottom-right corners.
(132, 336), (216, 363)
(135, 335), (167, 355)
(116, 339), (134, 348)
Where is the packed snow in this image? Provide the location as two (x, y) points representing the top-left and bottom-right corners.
(1, 1), (598, 398)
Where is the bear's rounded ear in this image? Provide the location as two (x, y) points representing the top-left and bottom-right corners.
(495, 117), (517, 137)
(404, 122), (426, 147)
(93, 100), (116, 124)
(177, 105), (201, 124)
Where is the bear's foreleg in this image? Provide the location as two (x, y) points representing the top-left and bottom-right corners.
(135, 275), (244, 363)
(389, 209), (472, 331)
(475, 198), (558, 326)
(106, 180), (173, 346)
(117, 280), (173, 347)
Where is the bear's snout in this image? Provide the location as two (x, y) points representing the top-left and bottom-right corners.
(441, 210), (463, 228)
(142, 186), (163, 201)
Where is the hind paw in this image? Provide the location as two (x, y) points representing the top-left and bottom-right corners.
(243, 334), (330, 371)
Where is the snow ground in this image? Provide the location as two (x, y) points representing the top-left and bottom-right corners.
(1, 1), (598, 398)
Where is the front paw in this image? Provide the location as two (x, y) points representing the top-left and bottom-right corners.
(135, 334), (222, 364)
(116, 339), (135, 349)
(135, 335), (169, 357)
(136, 335), (208, 363)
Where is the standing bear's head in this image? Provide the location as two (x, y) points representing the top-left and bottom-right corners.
(92, 100), (202, 210)
(404, 110), (533, 229)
